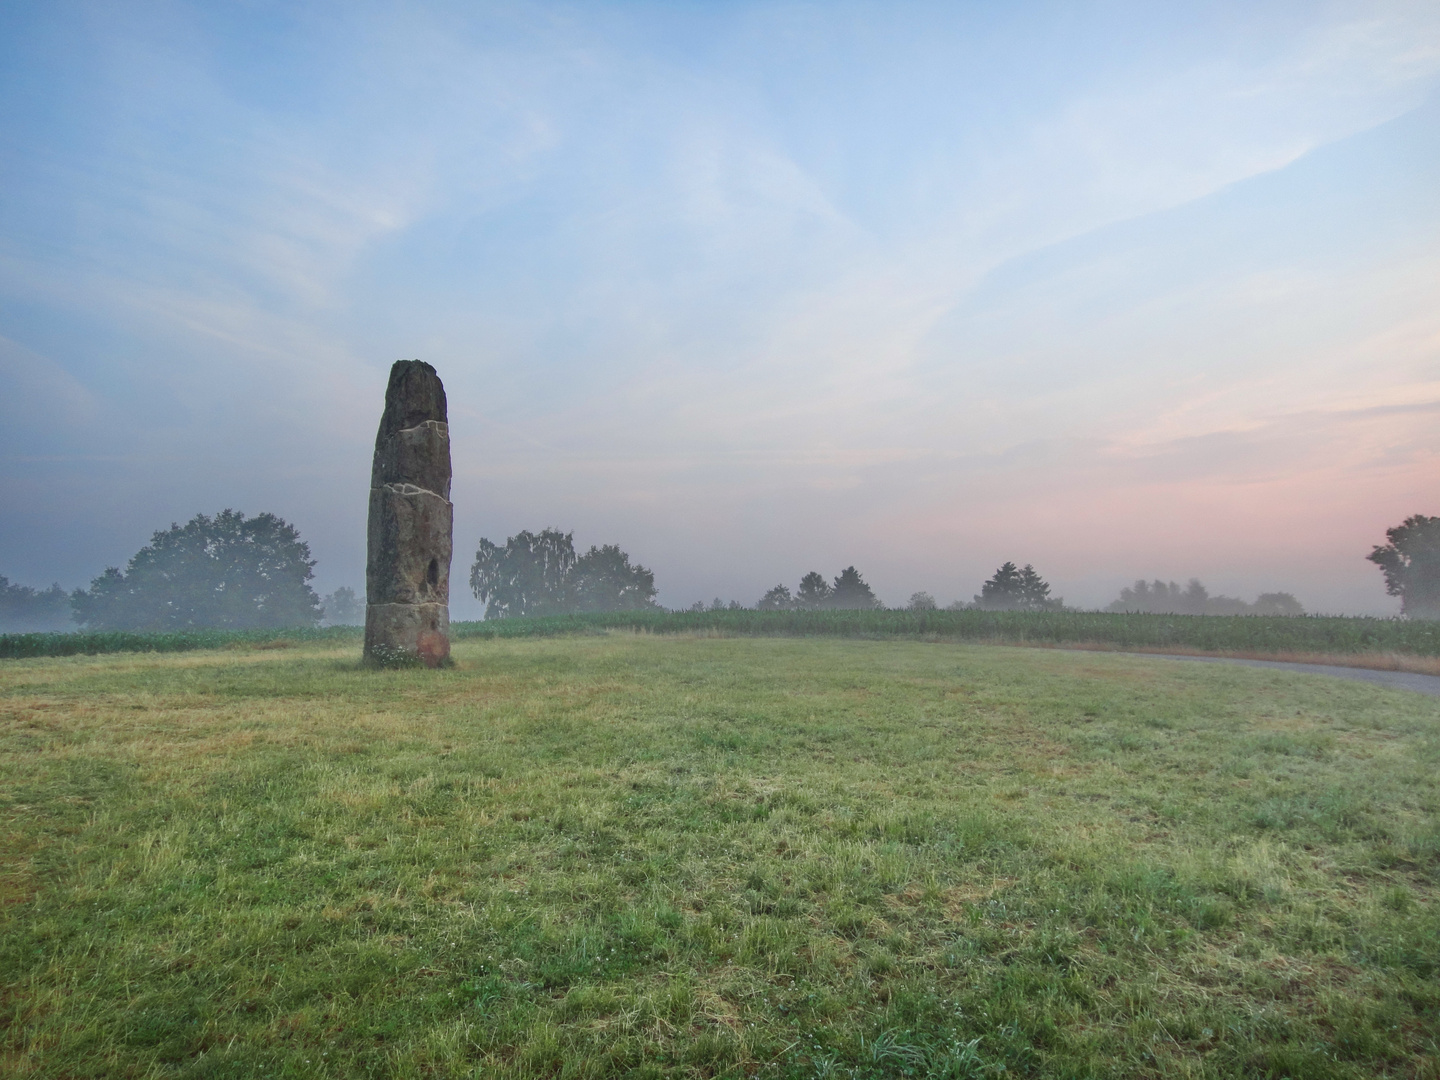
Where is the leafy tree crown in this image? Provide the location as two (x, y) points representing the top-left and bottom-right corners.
(1105, 578), (1302, 616)
(795, 571), (833, 610)
(322, 586), (365, 626)
(757, 584), (794, 611)
(0, 575), (71, 632)
(469, 529), (657, 618)
(569, 544), (658, 613)
(71, 510), (321, 631)
(975, 562), (1059, 612)
(831, 566), (881, 610)
(1368, 514), (1440, 619)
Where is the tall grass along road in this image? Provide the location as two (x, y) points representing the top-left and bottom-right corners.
(2, 636), (1437, 1077)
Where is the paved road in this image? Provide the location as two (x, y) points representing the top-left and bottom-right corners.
(1115, 652), (1440, 698)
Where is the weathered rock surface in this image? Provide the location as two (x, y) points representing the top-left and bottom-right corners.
(365, 361), (452, 666)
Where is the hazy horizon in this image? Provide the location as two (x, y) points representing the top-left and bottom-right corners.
(3, 2), (1438, 619)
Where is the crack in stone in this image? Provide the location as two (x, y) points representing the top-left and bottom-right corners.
(397, 420), (449, 436)
(374, 482), (451, 502)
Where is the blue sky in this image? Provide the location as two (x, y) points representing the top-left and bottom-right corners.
(2, 0), (1438, 615)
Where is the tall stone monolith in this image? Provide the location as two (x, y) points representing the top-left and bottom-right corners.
(364, 360), (452, 667)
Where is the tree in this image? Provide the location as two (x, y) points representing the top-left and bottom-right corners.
(795, 571), (833, 610)
(469, 529), (658, 617)
(0, 575), (71, 632)
(1252, 592), (1305, 617)
(322, 586), (365, 626)
(1106, 579), (1211, 614)
(907, 591), (937, 611)
(70, 510), (321, 631)
(976, 562), (1022, 610)
(568, 544), (659, 612)
(1108, 579), (1173, 613)
(1203, 592), (1253, 616)
(831, 566), (881, 609)
(469, 528), (576, 619)
(1368, 514), (1440, 619)
(1106, 578), (1304, 616)
(974, 562), (1060, 612)
(757, 584), (794, 611)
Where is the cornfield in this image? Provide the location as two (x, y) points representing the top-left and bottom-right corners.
(4, 608), (1438, 659)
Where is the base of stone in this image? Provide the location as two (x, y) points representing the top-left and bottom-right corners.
(364, 603), (451, 668)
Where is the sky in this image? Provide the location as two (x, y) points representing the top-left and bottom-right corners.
(1, 0), (1438, 617)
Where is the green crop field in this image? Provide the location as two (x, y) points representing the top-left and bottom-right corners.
(2, 635), (1438, 1078)
(5, 608), (1440, 663)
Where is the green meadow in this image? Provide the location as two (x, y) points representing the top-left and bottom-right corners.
(2, 634), (1438, 1078)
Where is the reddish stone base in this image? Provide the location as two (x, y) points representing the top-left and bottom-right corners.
(364, 603), (450, 668)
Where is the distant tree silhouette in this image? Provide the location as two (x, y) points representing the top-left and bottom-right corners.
(831, 566), (881, 610)
(470, 529), (657, 617)
(795, 571), (833, 610)
(0, 575), (71, 632)
(975, 562), (1059, 612)
(1178, 579), (1257, 616)
(757, 584), (794, 610)
(470, 528), (576, 619)
(71, 510), (321, 631)
(1368, 514), (1440, 619)
(907, 591), (937, 611)
(1251, 592), (1305, 617)
(1174, 579), (1210, 613)
(1107, 579), (1207, 614)
(569, 544), (658, 612)
(1106, 579), (1303, 616)
(322, 586), (365, 626)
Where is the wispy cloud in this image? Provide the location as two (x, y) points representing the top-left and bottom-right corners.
(0, 0), (1436, 612)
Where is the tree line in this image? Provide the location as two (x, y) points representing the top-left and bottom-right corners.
(1, 510), (1435, 632)
(755, 568), (881, 610)
(1104, 580), (1304, 616)
(0, 576), (71, 633)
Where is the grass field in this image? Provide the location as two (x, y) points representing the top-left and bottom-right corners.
(2, 634), (1438, 1078)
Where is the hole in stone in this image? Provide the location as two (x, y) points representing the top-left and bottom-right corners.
(426, 558), (439, 588)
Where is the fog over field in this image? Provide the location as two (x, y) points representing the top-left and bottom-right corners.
(1, 2), (1438, 617)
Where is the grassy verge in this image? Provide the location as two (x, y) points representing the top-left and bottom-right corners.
(5, 609), (1439, 663)
(2, 637), (1437, 1078)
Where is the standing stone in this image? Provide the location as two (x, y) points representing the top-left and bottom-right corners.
(364, 360), (452, 667)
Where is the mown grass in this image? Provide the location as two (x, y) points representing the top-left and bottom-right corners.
(2, 635), (1438, 1078)
(5, 608), (1439, 661)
